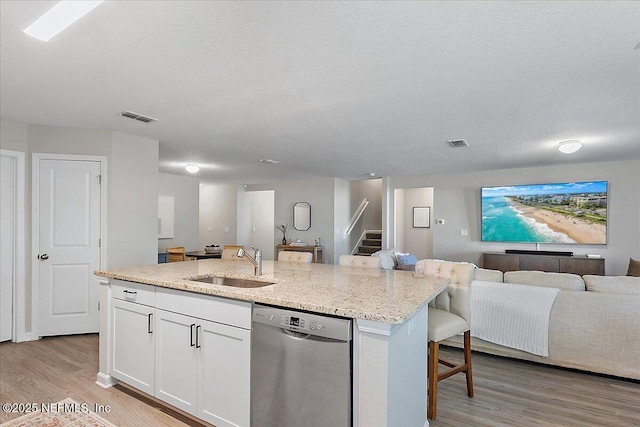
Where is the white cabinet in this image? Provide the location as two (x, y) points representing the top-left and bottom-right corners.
(154, 309), (198, 414)
(108, 281), (251, 427)
(197, 318), (251, 427)
(154, 309), (251, 427)
(110, 297), (155, 395)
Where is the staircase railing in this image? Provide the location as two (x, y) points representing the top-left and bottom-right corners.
(344, 198), (369, 237)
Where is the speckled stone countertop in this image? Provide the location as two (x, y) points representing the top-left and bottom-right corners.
(95, 259), (449, 324)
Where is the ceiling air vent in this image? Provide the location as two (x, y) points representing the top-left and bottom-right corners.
(119, 111), (158, 124)
(447, 139), (469, 148)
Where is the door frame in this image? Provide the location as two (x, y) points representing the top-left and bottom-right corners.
(0, 149), (26, 342)
(31, 153), (107, 339)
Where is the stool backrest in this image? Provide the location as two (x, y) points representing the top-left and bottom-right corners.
(416, 259), (476, 324)
(338, 255), (382, 269)
(278, 251), (313, 263)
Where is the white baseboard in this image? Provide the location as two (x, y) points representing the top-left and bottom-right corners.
(15, 332), (33, 343)
(95, 372), (117, 389)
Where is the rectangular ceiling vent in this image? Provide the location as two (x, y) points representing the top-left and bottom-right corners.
(447, 139), (469, 148)
(120, 111), (158, 124)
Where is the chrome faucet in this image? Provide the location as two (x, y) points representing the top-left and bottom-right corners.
(237, 246), (262, 276)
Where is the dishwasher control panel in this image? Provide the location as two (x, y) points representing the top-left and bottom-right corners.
(281, 315), (327, 332)
(254, 304), (352, 341)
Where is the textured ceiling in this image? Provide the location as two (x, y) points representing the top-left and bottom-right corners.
(1, 1), (639, 183)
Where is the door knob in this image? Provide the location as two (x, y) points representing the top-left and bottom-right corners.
(38, 254), (49, 260)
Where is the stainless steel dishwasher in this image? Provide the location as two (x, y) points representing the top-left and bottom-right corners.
(251, 304), (352, 427)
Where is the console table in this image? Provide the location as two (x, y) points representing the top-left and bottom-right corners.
(277, 245), (324, 263)
(483, 252), (605, 276)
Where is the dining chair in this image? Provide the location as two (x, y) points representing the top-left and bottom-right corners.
(167, 246), (186, 262)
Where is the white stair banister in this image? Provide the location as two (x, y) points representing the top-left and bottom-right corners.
(344, 198), (369, 238)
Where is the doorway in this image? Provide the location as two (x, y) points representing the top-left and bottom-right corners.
(0, 150), (25, 342)
(238, 190), (275, 260)
(32, 154), (105, 337)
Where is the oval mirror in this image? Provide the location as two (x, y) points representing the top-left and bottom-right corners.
(293, 202), (311, 231)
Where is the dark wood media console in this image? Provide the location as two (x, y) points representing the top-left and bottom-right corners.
(483, 252), (605, 276)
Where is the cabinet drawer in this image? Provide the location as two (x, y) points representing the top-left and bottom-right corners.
(156, 287), (251, 330)
(111, 280), (156, 306)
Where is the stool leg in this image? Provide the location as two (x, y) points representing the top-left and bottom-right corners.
(464, 330), (474, 398)
(428, 340), (439, 420)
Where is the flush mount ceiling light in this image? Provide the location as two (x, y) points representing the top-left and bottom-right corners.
(23, 1), (104, 42)
(185, 164), (200, 173)
(558, 140), (582, 154)
(258, 159), (280, 165)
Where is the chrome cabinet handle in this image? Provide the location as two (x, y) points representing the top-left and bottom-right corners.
(196, 325), (201, 349)
(38, 254), (49, 260)
(147, 313), (153, 334)
(190, 324), (196, 347)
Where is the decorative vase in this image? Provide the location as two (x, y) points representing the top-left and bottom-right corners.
(282, 236), (287, 245)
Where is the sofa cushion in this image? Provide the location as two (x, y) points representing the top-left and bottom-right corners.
(504, 271), (585, 291)
(627, 258), (640, 277)
(475, 268), (504, 283)
(583, 275), (640, 295)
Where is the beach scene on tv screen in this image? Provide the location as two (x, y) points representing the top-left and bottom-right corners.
(482, 181), (607, 244)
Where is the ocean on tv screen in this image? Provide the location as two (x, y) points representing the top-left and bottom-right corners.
(481, 181), (607, 245)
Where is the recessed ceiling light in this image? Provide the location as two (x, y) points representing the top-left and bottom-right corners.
(23, 1), (104, 42)
(258, 159), (280, 165)
(185, 164), (200, 173)
(558, 140), (582, 154)
(369, 172), (376, 177)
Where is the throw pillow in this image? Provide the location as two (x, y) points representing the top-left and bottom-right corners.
(627, 258), (640, 277)
(396, 253), (418, 266)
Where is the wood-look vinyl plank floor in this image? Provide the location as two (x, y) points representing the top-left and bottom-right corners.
(0, 334), (201, 426)
(431, 347), (640, 427)
(1, 335), (638, 426)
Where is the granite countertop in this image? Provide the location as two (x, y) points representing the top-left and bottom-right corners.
(95, 259), (449, 324)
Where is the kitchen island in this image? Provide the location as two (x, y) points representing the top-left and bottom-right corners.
(95, 259), (449, 427)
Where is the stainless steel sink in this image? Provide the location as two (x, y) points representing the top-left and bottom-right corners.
(189, 276), (275, 288)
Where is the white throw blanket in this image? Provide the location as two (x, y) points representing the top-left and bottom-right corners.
(471, 280), (560, 357)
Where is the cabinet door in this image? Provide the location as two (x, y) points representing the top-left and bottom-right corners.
(155, 309), (198, 414)
(483, 254), (519, 272)
(111, 299), (155, 395)
(197, 319), (251, 427)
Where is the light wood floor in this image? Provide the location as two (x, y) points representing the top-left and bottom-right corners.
(1, 334), (638, 426)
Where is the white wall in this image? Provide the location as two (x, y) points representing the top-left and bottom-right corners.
(0, 118), (159, 335)
(390, 160), (640, 275)
(199, 183), (239, 248)
(108, 131), (158, 267)
(333, 178), (351, 258)
(248, 178), (337, 263)
(158, 173), (200, 253)
(394, 187), (434, 259)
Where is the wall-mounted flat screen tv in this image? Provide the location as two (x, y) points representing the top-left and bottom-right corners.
(481, 181), (607, 245)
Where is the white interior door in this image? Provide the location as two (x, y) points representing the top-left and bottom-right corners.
(1, 155), (16, 342)
(37, 158), (102, 336)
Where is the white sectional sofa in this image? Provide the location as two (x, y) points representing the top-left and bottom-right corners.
(443, 269), (640, 380)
